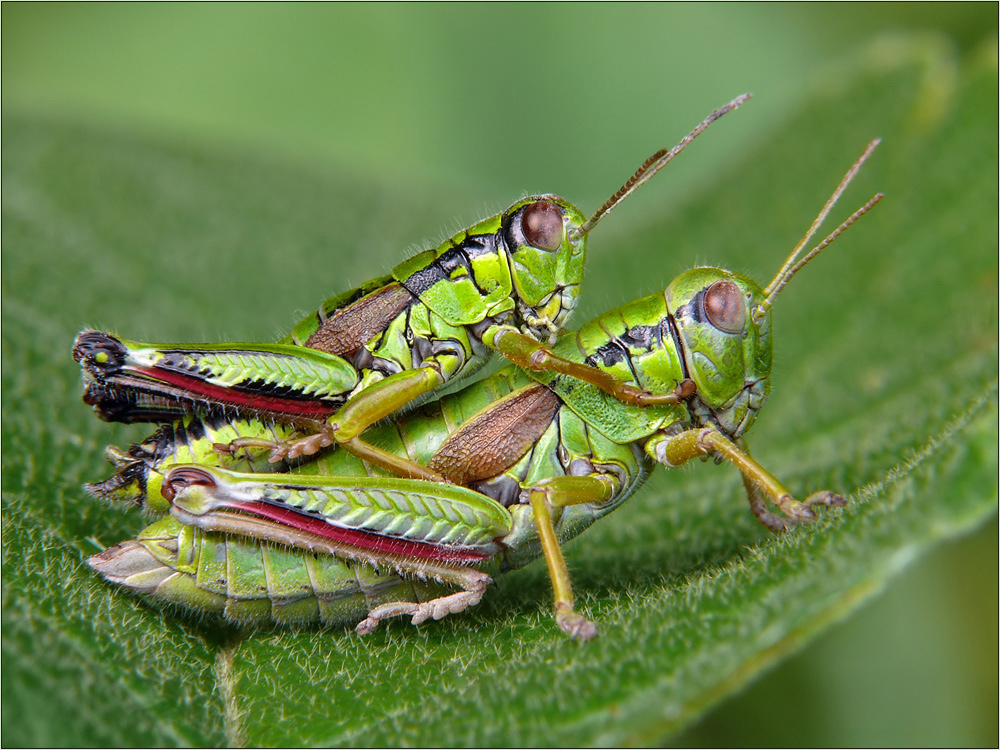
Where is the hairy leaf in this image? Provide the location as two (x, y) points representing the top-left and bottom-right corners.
(2, 36), (995, 747)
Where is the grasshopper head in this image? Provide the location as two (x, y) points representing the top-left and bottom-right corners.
(503, 95), (753, 342)
(504, 195), (588, 339)
(668, 139), (884, 439)
(667, 267), (772, 438)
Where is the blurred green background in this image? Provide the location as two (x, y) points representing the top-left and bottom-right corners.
(3, 4), (996, 747)
(5, 3), (994, 210)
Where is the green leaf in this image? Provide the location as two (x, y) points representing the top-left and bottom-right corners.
(2, 36), (996, 747)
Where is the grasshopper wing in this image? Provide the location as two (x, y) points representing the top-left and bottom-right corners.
(75, 332), (360, 422)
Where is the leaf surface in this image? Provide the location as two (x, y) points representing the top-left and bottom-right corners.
(2, 37), (996, 747)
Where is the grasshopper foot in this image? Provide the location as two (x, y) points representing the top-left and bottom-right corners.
(749, 494), (793, 532)
(771, 490), (845, 529)
(752, 490), (845, 533)
(555, 603), (598, 641)
(279, 431), (334, 462)
(804, 490), (846, 510)
(356, 589), (486, 635)
(217, 433), (333, 463)
(213, 438), (279, 460)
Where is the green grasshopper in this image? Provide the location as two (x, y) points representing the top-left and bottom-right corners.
(89, 141), (882, 639)
(89, 515), (462, 627)
(73, 96), (748, 482)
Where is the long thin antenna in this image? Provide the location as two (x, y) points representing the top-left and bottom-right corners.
(762, 138), (881, 300)
(777, 193), (883, 289)
(753, 140), (884, 322)
(570, 93), (751, 239)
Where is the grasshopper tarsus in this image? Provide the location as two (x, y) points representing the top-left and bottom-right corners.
(277, 431), (333, 461)
(211, 442), (236, 457)
(780, 491), (845, 522)
(778, 494), (817, 523)
(805, 490), (846, 510)
(749, 488), (845, 533)
(556, 606), (599, 642)
(357, 587), (488, 634)
(213, 438), (283, 461)
(748, 493), (792, 533)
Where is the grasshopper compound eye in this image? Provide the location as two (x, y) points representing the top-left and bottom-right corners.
(521, 201), (565, 251)
(704, 279), (746, 334)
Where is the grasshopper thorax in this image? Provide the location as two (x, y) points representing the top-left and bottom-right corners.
(667, 267), (772, 438)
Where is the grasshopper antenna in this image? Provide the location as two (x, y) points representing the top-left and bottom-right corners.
(570, 93), (751, 240)
(755, 139), (883, 322)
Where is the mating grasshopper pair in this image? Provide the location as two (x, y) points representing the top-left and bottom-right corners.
(79, 98), (882, 640)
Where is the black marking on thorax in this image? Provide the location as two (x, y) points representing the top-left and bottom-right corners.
(586, 323), (659, 369)
(587, 339), (625, 369)
(403, 263), (449, 297)
(619, 324), (657, 350)
(402, 231), (501, 297)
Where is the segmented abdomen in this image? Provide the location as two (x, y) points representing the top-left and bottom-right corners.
(94, 516), (459, 627)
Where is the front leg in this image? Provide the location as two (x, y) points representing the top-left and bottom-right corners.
(647, 427), (845, 531)
(488, 326), (695, 407)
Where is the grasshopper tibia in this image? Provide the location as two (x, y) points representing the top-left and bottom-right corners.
(528, 475), (617, 641)
(648, 426), (846, 532)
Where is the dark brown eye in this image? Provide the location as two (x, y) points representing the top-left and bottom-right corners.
(521, 201), (564, 251)
(704, 280), (746, 334)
